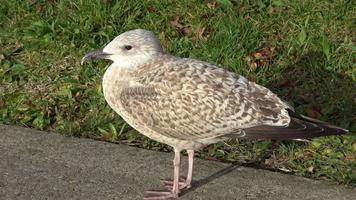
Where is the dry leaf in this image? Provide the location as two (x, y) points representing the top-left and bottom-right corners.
(307, 166), (314, 173)
(305, 107), (321, 119)
(344, 154), (354, 162)
(244, 55), (258, 70)
(13, 41), (23, 54)
(170, 16), (191, 36)
(36, 4), (44, 13)
(0, 98), (5, 109)
(171, 16), (183, 29)
(207, 0), (217, 10)
(0, 54), (5, 62)
(102, 132), (113, 141)
(248, 75), (257, 82)
(246, 47), (279, 70)
(196, 25), (208, 41)
(148, 6), (157, 13)
(182, 27), (191, 36)
(268, 6), (281, 15)
(253, 47), (277, 60)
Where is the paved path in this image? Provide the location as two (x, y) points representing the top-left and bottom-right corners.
(0, 125), (355, 200)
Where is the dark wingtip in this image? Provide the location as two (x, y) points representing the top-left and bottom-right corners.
(244, 110), (348, 140)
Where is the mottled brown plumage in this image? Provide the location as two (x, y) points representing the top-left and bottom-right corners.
(81, 29), (347, 199)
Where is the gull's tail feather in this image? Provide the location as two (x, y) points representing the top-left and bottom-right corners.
(244, 110), (348, 140)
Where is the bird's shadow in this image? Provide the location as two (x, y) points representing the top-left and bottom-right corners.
(180, 160), (286, 197)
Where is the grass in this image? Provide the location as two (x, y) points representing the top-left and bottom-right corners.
(0, 0), (355, 186)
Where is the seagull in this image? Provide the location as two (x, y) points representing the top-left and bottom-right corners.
(81, 29), (347, 199)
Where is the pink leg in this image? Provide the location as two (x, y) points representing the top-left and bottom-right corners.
(185, 150), (194, 188)
(144, 150), (181, 200)
(172, 150), (180, 195)
(163, 150), (194, 190)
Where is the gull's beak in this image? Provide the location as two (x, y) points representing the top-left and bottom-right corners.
(81, 48), (111, 65)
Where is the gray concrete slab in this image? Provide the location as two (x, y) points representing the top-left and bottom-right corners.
(0, 125), (355, 200)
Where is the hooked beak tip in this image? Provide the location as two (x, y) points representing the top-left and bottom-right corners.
(80, 48), (110, 65)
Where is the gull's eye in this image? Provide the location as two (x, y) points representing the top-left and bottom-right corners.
(124, 45), (133, 50)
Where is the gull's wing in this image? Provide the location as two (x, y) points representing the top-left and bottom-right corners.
(119, 56), (291, 141)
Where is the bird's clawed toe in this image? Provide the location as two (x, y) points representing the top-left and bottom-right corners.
(161, 178), (192, 190)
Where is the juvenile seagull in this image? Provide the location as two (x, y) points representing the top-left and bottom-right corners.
(81, 29), (347, 199)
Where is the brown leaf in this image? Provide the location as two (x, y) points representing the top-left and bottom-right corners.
(102, 132), (113, 141)
(248, 75), (257, 82)
(171, 16), (182, 29)
(0, 98), (5, 109)
(307, 166), (314, 173)
(197, 26), (206, 38)
(195, 25), (213, 42)
(244, 55), (258, 70)
(13, 41), (23, 54)
(207, 0), (217, 10)
(246, 47), (279, 69)
(170, 16), (191, 36)
(36, 4), (45, 13)
(0, 54), (5, 62)
(253, 47), (277, 60)
(268, 6), (281, 15)
(182, 27), (191, 36)
(344, 154), (354, 162)
(305, 107), (321, 119)
(148, 6), (157, 13)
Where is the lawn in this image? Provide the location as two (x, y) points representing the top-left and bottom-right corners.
(0, 0), (355, 186)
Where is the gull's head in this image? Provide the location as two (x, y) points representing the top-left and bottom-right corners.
(81, 29), (163, 68)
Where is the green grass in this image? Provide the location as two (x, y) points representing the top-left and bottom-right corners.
(0, 0), (355, 186)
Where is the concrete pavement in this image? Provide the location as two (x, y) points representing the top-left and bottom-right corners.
(0, 125), (355, 200)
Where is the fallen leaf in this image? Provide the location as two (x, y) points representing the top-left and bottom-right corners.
(171, 16), (182, 29)
(148, 6), (157, 13)
(305, 106), (321, 119)
(268, 6), (282, 15)
(197, 26), (206, 38)
(0, 54), (5, 62)
(13, 41), (23, 54)
(170, 16), (191, 36)
(207, 0), (217, 10)
(307, 166), (314, 173)
(36, 4), (44, 13)
(248, 75), (257, 82)
(102, 132), (113, 141)
(244, 55), (258, 70)
(253, 47), (277, 60)
(246, 47), (279, 69)
(181, 27), (191, 36)
(344, 154), (354, 162)
(0, 98), (5, 109)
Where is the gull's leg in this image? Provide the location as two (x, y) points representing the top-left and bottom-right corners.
(185, 150), (194, 188)
(163, 150), (194, 190)
(172, 149), (181, 196)
(144, 150), (181, 200)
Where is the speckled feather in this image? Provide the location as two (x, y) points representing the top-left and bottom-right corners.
(103, 55), (291, 150)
